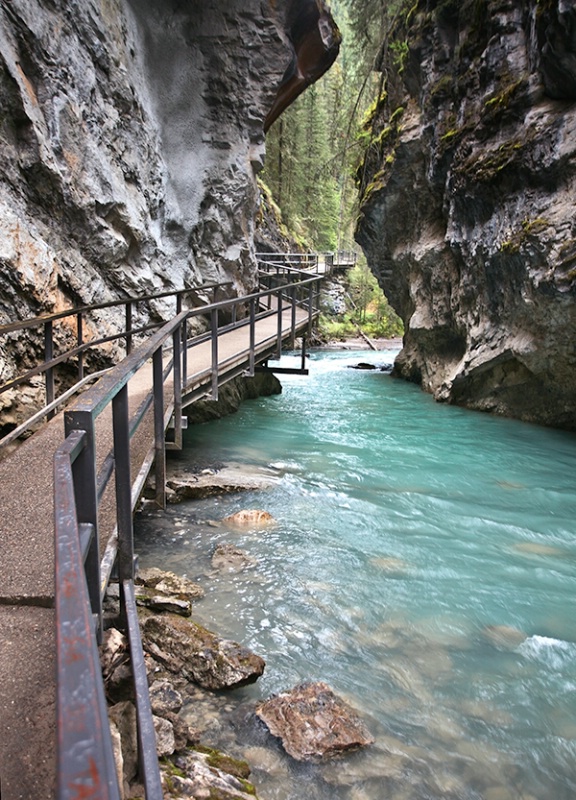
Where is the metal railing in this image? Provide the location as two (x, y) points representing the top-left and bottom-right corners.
(54, 270), (323, 799)
(256, 250), (358, 274)
(0, 282), (229, 448)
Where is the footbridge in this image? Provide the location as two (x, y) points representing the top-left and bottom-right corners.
(0, 255), (332, 800)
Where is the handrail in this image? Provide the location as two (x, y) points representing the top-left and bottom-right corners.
(0, 281), (231, 446)
(0, 281), (227, 336)
(54, 267), (324, 798)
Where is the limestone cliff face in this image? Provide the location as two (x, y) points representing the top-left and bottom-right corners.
(356, 0), (576, 429)
(0, 0), (296, 423)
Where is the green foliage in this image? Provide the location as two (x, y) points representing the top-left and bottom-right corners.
(319, 261), (404, 341)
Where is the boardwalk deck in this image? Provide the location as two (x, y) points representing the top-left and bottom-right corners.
(0, 301), (309, 800)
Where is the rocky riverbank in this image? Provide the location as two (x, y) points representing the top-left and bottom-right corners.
(102, 553), (374, 799)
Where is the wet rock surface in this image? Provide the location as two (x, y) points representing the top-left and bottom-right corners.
(356, 0), (576, 429)
(142, 612), (266, 690)
(212, 543), (257, 572)
(255, 682), (374, 762)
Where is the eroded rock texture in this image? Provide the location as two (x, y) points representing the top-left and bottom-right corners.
(356, 0), (576, 429)
(0, 0), (309, 426)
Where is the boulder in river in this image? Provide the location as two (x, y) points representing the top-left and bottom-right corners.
(256, 682), (374, 762)
(222, 509), (276, 527)
(142, 613), (265, 690)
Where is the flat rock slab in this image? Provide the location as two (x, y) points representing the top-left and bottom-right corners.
(221, 509), (275, 527)
(142, 613), (265, 690)
(166, 464), (275, 502)
(256, 682), (374, 762)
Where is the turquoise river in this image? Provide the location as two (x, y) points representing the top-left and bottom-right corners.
(135, 347), (576, 800)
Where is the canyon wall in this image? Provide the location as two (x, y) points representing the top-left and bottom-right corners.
(356, 0), (576, 429)
(0, 0), (293, 424)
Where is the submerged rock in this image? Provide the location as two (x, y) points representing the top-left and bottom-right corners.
(142, 613), (265, 690)
(212, 543), (257, 572)
(481, 625), (527, 651)
(255, 682), (374, 762)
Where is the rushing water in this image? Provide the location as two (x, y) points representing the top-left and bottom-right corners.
(135, 348), (576, 800)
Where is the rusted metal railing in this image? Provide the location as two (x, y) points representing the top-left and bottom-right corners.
(53, 269), (323, 799)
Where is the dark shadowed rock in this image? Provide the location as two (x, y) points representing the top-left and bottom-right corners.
(256, 682), (374, 762)
(355, 0), (576, 430)
(142, 613), (265, 690)
(149, 679), (183, 716)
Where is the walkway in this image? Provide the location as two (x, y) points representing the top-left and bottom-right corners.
(0, 299), (310, 800)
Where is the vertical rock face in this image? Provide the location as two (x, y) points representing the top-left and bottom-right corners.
(0, 0), (287, 320)
(0, 0), (299, 423)
(356, 0), (576, 429)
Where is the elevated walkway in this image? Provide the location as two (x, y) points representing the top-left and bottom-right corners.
(0, 272), (318, 800)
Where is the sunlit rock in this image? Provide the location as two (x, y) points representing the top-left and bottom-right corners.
(164, 747), (257, 800)
(136, 567), (204, 601)
(153, 715), (175, 758)
(222, 509), (276, 527)
(108, 701), (138, 785)
(255, 682), (374, 762)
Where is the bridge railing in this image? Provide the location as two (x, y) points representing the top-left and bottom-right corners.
(54, 270), (323, 799)
(0, 282), (229, 448)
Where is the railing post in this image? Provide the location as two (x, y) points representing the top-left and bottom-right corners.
(276, 287), (283, 359)
(249, 298), (256, 377)
(64, 409), (102, 640)
(45, 320), (55, 420)
(125, 302), (133, 355)
(291, 285), (297, 350)
(77, 312), (84, 382)
(112, 384), (133, 627)
(211, 308), (219, 400)
(308, 282), (315, 339)
(172, 326), (183, 449)
(153, 348), (166, 509)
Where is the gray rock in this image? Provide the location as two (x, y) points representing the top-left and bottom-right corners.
(153, 715), (175, 758)
(355, 1), (576, 430)
(256, 682), (374, 762)
(165, 748), (257, 800)
(108, 701), (138, 784)
(100, 628), (133, 702)
(149, 679), (183, 716)
(166, 463), (276, 503)
(0, 0), (292, 425)
(142, 613), (265, 690)
(136, 567), (204, 601)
